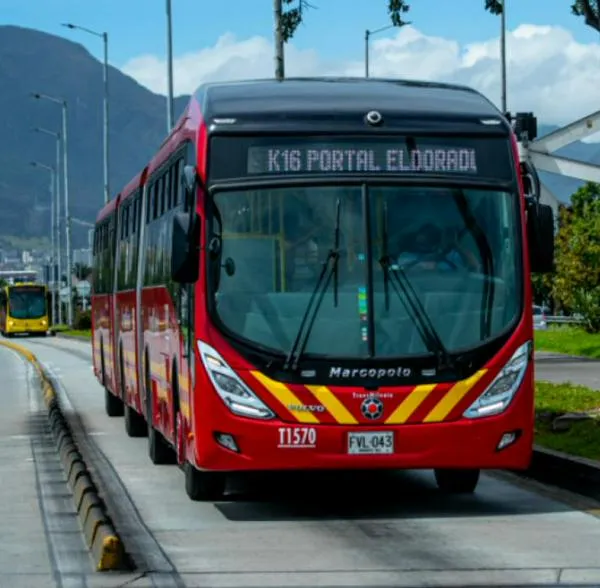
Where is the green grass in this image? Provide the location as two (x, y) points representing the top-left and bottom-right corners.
(49, 324), (91, 338)
(535, 381), (600, 461)
(61, 329), (91, 338)
(535, 421), (600, 461)
(534, 325), (600, 359)
(535, 381), (600, 414)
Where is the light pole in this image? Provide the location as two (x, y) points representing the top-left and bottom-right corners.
(62, 23), (110, 205)
(500, 0), (507, 114)
(30, 161), (57, 325)
(33, 126), (63, 325)
(31, 92), (73, 326)
(166, 0), (175, 131)
(364, 24), (395, 77)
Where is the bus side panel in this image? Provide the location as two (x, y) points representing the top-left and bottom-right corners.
(117, 289), (141, 411)
(141, 150), (192, 448)
(92, 292), (116, 391)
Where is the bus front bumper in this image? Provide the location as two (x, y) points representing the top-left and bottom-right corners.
(193, 410), (533, 473)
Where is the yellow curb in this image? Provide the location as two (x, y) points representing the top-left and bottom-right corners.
(0, 340), (126, 571)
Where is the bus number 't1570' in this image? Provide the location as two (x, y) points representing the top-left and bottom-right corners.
(278, 427), (317, 448)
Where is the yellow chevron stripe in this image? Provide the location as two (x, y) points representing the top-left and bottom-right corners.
(250, 371), (320, 423)
(305, 385), (358, 424)
(385, 384), (437, 424)
(423, 370), (487, 423)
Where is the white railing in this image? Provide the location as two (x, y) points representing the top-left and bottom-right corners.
(545, 315), (585, 325)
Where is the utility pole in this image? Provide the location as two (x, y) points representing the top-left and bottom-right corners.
(274, 0), (284, 80)
(166, 0), (175, 131)
(31, 92), (73, 326)
(31, 161), (56, 325)
(500, 0), (507, 113)
(33, 126), (63, 324)
(62, 23), (110, 204)
(364, 25), (394, 78)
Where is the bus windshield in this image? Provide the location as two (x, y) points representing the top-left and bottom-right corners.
(210, 185), (521, 359)
(8, 287), (47, 320)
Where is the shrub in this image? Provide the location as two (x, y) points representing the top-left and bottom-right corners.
(73, 309), (91, 330)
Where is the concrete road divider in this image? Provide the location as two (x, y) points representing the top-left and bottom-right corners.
(526, 445), (600, 502)
(0, 340), (126, 572)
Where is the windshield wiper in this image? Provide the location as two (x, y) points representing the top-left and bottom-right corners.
(450, 189), (494, 339)
(378, 206), (455, 372)
(283, 198), (341, 372)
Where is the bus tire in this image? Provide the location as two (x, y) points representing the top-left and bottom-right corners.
(434, 468), (480, 494)
(184, 463), (226, 502)
(102, 342), (123, 417)
(105, 388), (123, 417)
(145, 357), (175, 465)
(124, 404), (147, 438)
(122, 349), (146, 437)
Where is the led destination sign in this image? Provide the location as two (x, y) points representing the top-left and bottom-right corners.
(209, 136), (514, 181)
(249, 145), (478, 175)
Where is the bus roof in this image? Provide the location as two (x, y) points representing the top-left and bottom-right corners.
(119, 168), (147, 205)
(95, 193), (118, 224)
(193, 77), (504, 122)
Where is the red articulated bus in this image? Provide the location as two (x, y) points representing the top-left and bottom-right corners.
(92, 78), (555, 501)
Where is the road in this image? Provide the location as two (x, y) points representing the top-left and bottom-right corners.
(534, 351), (600, 391)
(0, 343), (95, 587)
(11, 335), (600, 587)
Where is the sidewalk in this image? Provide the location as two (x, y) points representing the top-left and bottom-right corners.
(0, 345), (91, 587)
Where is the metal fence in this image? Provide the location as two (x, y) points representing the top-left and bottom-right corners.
(545, 315), (585, 325)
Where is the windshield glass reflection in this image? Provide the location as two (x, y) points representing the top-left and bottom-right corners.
(210, 185), (521, 359)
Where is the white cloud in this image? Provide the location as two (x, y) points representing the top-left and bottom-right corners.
(121, 24), (600, 140)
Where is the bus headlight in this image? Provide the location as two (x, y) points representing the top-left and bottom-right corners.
(463, 341), (531, 419)
(198, 341), (275, 420)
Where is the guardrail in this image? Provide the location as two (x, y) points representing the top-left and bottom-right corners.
(545, 315), (585, 325)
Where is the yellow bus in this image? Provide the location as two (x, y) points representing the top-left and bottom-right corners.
(0, 282), (49, 337)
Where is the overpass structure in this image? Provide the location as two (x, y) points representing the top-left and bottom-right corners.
(513, 109), (600, 222)
(0, 269), (39, 284)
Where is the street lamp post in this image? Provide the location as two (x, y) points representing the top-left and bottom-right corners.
(62, 23), (110, 205)
(30, 161), (57, 325)
(166, 0), (175, 131)
(33, 127), (63, 324)
(500, 0), (507, 114)
(364, 24), (395, 77)
(31, 92), (73, 326)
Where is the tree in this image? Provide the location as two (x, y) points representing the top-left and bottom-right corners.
(73, 262), (92, 281)
(571, 0), (600, 32)
(278, 0), (600, 48)
(552, 182), (600, 332)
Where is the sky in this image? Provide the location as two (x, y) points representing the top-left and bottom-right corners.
(3, 0), (600, 138)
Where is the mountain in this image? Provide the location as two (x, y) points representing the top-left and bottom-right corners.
(0, 25), (598, 247)
(0, 25), (187, 248)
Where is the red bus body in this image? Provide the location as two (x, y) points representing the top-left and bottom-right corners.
(91, 78), (554, 500)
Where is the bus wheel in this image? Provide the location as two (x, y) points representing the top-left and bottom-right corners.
(105, 388), (123, 417)
(184, 463), (226, 502)
(125, 404), (147, 438)
(434, 468), (480, 494)
(148, 422), (175, 465)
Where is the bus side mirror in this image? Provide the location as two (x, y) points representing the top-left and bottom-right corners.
(171, 211), (200, 283)
(526, 199), (554, 273)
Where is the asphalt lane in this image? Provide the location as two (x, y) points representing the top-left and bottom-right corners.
(0, 343), (93, 588)
(17, 336), (600, 587)
(534, 351), (600, 391)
